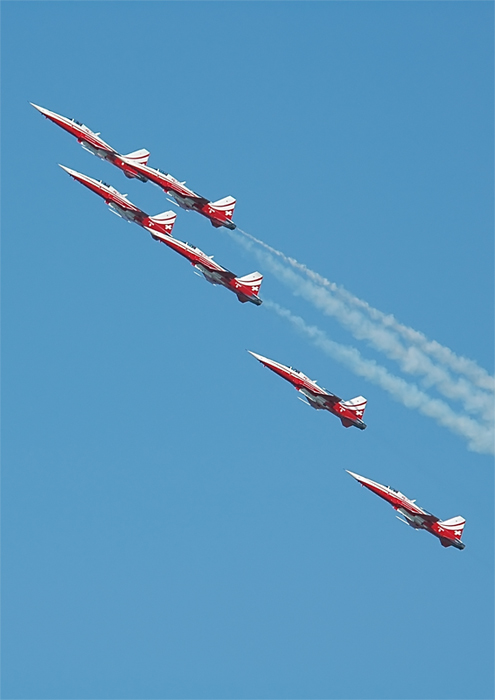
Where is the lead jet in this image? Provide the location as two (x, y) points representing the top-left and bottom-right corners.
(150, 232), (263, 305)
(346, 471), (466, 550)
(31, 103), (150, 177)
(248, 351), (367, 429)
(59, 165), (177, 237)
(112, 154), (237, 230)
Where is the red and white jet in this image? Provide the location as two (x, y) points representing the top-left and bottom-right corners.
(111, 154), (237, 230)
(248, 351), (367, 429)
(149, 232), (262, 305)
(59, 165), (177, 237)
(346, 470), (466, 550)
(31, 103), (151, 179)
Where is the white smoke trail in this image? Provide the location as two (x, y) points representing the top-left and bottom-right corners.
(264, 300), (495, 456)
(230, 229), (494, 424)
(236, 228), (495, 394)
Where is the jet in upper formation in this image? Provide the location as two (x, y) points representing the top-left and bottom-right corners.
(59, 165), (177, 237)
(110, 154), (237, 230)
(31, 103), (150, 174)
(32, 102), (237, 230)
(346, 470), (466, 550)
(248, 351), (367, 429)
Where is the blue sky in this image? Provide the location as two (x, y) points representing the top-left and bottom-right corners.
(2, 3), (493, 699)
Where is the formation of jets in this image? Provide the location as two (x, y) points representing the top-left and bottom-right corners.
(31, 103), (236, 230)
(32, 102), (466, 551)
(59, 165), (262, 305)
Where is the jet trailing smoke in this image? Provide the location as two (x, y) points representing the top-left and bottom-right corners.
(235, 228), (495, 394)
(264, 301), (495, 456)
(229, 229), (494, 454)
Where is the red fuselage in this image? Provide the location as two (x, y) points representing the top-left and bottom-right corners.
(248, 352), (367, 429)
(149, 232), (262, 305)
(60, 166), (176, 237)
(115, 157), (237, 230)
(347, 471), (466, 549)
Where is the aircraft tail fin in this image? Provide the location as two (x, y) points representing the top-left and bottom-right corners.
(341, 396), (367, 416)
(143, 210), (177, 237)
(122, 148), (150, 165)
(437, 516), (466, 548)
(234, 272), (263, 305)
(208, 196), (236, 229)
(339, 396), (367, 429)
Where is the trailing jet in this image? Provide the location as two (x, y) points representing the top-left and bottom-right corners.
(59, 165), (176, 237)
(111, 154), (237, 230)
(149, 231), (262, 305)
(346, 470), (466, 550)
(31, 103), (150, 177)
(248, 351), (367, 429)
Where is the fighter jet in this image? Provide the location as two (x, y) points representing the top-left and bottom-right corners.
(31, 103), (150, 177)
(346, 470), (466, 550)
(248, 351), (367, 429)
(149, 230), (262, 305)
(109, 154), (237, 230)
(59, 165), (176, 237)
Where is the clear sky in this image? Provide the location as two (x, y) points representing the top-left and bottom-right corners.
(2, 3), (494, 699)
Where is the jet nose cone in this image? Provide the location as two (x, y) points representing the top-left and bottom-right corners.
(247, 350), (269, 364)
(30, 102), (49, 115)
(58, 164), (79, 178)
(345, 470), (363, 481)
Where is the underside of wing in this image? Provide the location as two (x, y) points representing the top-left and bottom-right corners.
(302, 390), (341, 409)
(402, 508), (440, 524)
(321, 391), (342, 404)
(216, 270), (237, 282)
(197, 263), (236, 282)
